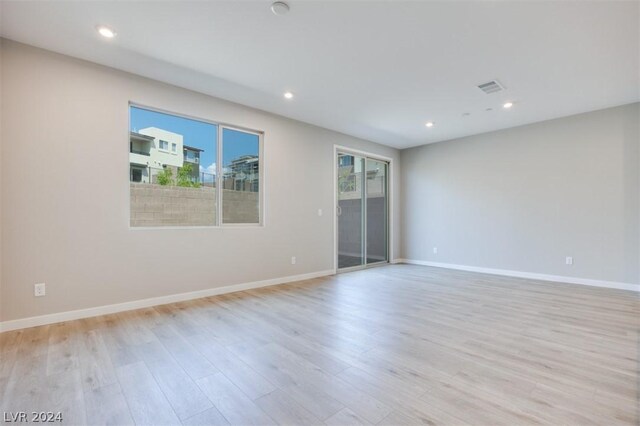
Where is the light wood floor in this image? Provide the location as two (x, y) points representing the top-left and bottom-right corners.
(0, 264), (638, 425)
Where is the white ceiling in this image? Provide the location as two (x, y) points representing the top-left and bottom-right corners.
(1, 1), (638, 149)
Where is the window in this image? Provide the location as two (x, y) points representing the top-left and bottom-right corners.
(130, 166), (143, 183)
(129, 105), (262, 227)
(222, 128), (260, 224)
(339, 155), (354, 167)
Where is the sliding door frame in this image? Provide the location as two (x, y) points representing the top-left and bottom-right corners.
(333, 145), (393, 273)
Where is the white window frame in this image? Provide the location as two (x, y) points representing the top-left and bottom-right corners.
(128, 102), (265, 229)
(218, 125), (264, 227)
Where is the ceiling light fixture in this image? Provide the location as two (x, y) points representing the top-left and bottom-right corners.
(503, 102), (514, 109)
(96, 25), (116, 38)
(284, 91), (294, 99)
(425, 121), (434, 128)
(271, 1), (290, 16)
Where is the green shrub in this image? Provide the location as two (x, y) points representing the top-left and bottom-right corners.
(177, 164), (194, 188)
(177, 164), (193, 187)
(155, 164), (202, 188)
(177, 164), (201, 188)
(156, 168), (173, 186)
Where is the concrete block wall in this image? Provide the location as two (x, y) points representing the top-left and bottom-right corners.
(130, 183), (259, 226)
(222, 190), (259, 224)
(338, 195), (386, 260)
(130, 183), (216, 226)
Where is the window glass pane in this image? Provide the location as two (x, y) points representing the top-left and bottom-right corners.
(338, 154), (364, 268)
(222, 128), (260, 224)
(366, 159), (387, 263)
(129, 106), (217, 227)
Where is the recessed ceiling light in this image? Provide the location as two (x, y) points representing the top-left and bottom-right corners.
(284, 91), (294, 99)
(96, 25), (116, 38)
(503, 102), (514, 109)
(425, 121), (434, 128)
(271, 1), (290, 15)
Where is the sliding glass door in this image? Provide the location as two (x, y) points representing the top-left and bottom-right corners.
(337, 152), (388, 270)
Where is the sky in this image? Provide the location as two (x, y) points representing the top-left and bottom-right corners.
(130, 106), (258, 176)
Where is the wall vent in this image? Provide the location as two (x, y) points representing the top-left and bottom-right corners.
(477, 80), (505, 94)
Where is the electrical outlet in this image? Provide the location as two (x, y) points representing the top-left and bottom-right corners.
(566, 256), (573, 265)
(433, 247), (438, 254)
(317, 209), (323, 217)
(291, 256), (296, 265)
(34, 283), (46, 297)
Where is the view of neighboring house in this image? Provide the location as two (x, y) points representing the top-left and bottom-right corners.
(129, 131), (155, 183)
(129, 126), (260, 191)
(183, 145), (204, 182)
(129, 127), (187, 183)
(337, 157), (385, 198)
(225, 155), (259, 191)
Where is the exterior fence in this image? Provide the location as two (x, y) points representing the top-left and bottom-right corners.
(130, 165), (258, 192)
(338, 170), (386, 199)
(130, 165), (215, 186)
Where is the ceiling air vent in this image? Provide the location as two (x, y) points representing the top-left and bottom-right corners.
(477, 80), (505, 94)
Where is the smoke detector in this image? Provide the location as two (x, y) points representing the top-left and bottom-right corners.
(271, 2), (290, 15)
(477, 80), (505, 94)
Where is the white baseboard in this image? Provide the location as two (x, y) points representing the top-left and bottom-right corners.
(397, 259), (640, 292)
(0, 269), (335, 333)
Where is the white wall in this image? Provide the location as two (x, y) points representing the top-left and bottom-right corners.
(401, 103), (639, 286)
(0, 40), (401, 322)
